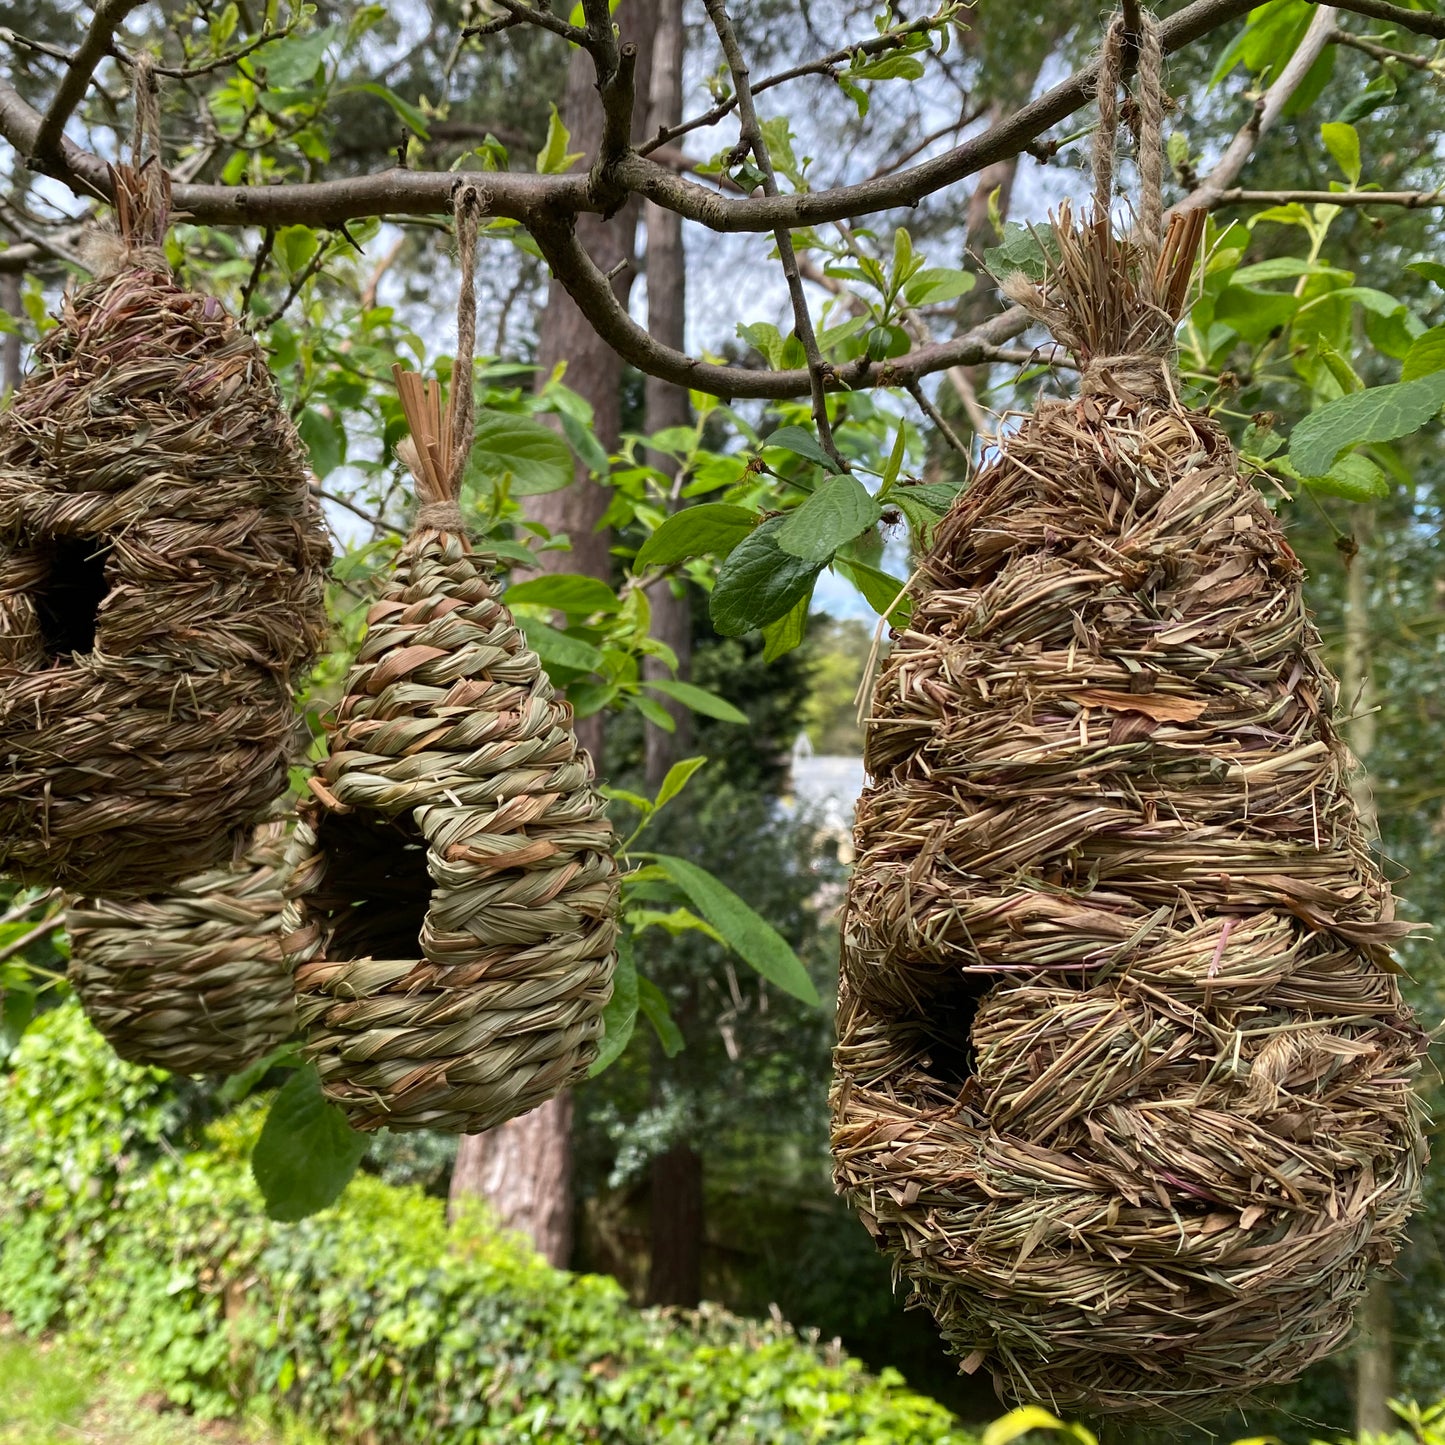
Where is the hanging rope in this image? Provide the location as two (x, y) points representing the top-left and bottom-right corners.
(1090, 9), (1166, 266)
(393, 183), (483, 537)
(92, 52), (169, 271)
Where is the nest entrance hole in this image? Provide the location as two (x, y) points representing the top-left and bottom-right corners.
(897, 970), (996, 1088)
(312, 810), (433, 962)
(33, 535), (111, 658)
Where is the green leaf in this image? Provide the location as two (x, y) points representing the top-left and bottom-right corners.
(902, 267), (976, 306)
(1337, 68), (1396, 126)
(1402, 326), (1445, 382)
(635, 503), (758, 568)
(982, 221), (1060, 283)
(505, 573), (620, 615)
(737, 321), (785, 368)
(1299, 453), (1389, 502)
(587, 937), (638, 1077)
(255, 27), (335, 87)
(835, 557), (913, 625)
(879, 423), (908, 495)
(890, 480), (963, 517)
(982, 1407), (1095, 1445)
(536, 104), (583, 174)
(652, 854), (820, 1005)
(1408, 260), (1445, 290)
(775, 475), (882, 563)
(655, 756), (707, 810)
(251, 1065), (368, 1222)
(761, 593), (809, 662)
(1289, 373), (1445, 476)
(348, 82), (430, 140)
(466, 410), (574, 495)
(298, 408), (344, 478)
(637, 976), (684, 1056)
(763, 425), (841, 473)
(558, 409), (610, 475)
(217, 1042), (301, 1106)
(644, 679), (748, 724)
(1320, 121), (1361, 188)
(710, 518), (822, 636)
(633, 693), (675, 732)
(0, 986), (35, 1062)
(517, 617), (605, 673)
(849, 50), (925, 82)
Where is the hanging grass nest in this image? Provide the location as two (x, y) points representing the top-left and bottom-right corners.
(0, 146), (331, 896)
(283, 215), (619, 1133)
(67, 819), (293, 1075)
(830, 200), (1428, 1415)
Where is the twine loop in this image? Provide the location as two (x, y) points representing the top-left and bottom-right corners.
(1080, 352), (1172, 401)
(1092, 9), (1166, 265)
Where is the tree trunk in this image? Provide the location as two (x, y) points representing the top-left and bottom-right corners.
(646, 1140), (703, 1306)
(1, 272), (21, 397)
(1344, 508), (1395, 1440)
(641, 0), (692, 788)
(449, 3), (659, 1263)
(448, 1093), (575, 1267)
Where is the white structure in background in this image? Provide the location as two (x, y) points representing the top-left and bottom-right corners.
(786, 733), (866, 858)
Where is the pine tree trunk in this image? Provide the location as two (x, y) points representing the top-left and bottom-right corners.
(449, 3), (659, 1261)
(641, 0), (691, 789)
(646, 1139), (704, 1306)
(448, 1093), (575, 1267)
(1344, 508), (1396, 1440)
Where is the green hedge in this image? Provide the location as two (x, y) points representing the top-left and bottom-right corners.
(0, 1005), (971, 1444)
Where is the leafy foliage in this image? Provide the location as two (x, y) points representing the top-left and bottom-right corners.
(0, 1005), (972, 1444)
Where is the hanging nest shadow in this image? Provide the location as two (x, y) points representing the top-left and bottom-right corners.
(283, 349), (619, 1134)
(0, 160), (331, 896)
(67, 818), (295, 1075)
(830, 208), (1429, 1417)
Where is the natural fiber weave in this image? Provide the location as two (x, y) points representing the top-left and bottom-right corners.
(67, 820), (294, 1075)
(0, 132), (330, 895)
(282, 187), (619, 1134)
(831, 42), (1428, 1407)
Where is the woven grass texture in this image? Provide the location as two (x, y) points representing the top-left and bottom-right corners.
(284, 191), (619, 1134)
(67, 819), (294, 1075)
(831, 203), (1428, 1416)
(0, 157), (331, 896)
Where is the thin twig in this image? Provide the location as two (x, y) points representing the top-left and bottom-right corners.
(462, 0), (593, 48)
(237, 225), (275, 320)
(0, 888), (59, 929)
(0, 911), (65, 966)
(1214, 187), (1445, 208)
(1324, 0), (1445, 40)
(111, 21), (302, 80)
(310, 481), (389, 533)
(907, 378), (972, 457)
(29, 0), (148, 171)
(704, 0), (845, 468)
(1328, 25), (1445, 77)
(641, 9), (954, 156)
(252, 234), (334, 330)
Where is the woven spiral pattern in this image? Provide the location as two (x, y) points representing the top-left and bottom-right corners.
(832, 383), (1428, 1414)
(67, 820), (293, 1075)
(0, 173), (331, 896)
(283, 529), (618, 1134)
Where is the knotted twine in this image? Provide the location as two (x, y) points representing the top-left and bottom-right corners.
(68, 819), (295, 1075)
(831, 8), (1427, 1417)
(284, 186), (620, 1134)
(0, 57), (331, 896)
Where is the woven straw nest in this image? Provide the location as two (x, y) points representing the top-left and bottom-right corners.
(0, 161), (331, 896)
(67, 819), (293, 1075)
(831, 214), (1428, 1416)
(282, 366), (619, 1134)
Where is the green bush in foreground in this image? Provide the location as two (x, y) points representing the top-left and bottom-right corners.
(0, 1005), (970, 1444)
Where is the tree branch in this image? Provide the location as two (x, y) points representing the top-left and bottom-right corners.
(703, 0), (844, 466)
(463, 0), (592, 48)
(529, 210), (1030, 398)
(1214, 187), (1445, 207)
(639, 9), (953, 156)
(1176, 5), (1338, 211)
(1329, 25), (1445, 77)
(0, 0), (1260, 232)
(1319, 0), (1445, 39)
(29, 0), (148, 172)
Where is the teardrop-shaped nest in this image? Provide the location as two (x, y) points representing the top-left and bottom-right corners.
(282, 530), (619, 1134)
(831, 222), (1428, 1416)
(0, 168), (331, 896)
(67, 818), (294, 1075)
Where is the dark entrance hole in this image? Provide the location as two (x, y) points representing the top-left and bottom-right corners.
(311, 810), (433, 962)
(33, 535), (111, 659)
(886, 969), (996, 1091)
